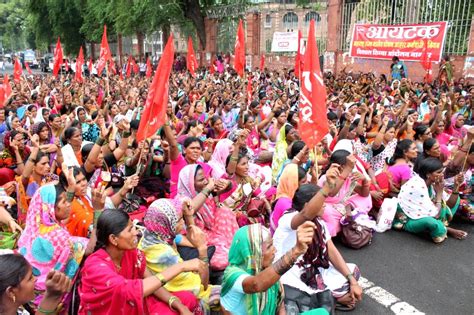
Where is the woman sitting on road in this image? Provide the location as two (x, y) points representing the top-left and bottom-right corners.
(393, 157), (467, 243)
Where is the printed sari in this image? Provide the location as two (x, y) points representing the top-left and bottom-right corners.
(177, 164), (238, 270)
(17, 184), (88, 309)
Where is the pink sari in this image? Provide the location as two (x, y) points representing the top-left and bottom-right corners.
(177, 164), (238, 270)
(79, 248), (200, 315)
(318, 175), (373, 237)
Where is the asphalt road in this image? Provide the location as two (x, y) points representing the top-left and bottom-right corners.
(335, 219), (474, 315)
(1, 62), (44, 75)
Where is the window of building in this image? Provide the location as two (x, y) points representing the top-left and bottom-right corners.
(265, 14), (272, 28)
(305, 11), (321, 26)
(283, 12), (298, 31)
(266, 39), (272, 53)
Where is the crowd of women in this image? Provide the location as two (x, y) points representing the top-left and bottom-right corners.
(0, 54), (472, 315)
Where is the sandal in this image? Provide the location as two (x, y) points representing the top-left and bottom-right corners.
(335, 302), (356, 312)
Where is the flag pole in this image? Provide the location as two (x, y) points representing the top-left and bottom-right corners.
(105, 62), (110, 97)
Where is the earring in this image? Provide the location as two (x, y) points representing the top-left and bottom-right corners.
(12, 295), (16, 303)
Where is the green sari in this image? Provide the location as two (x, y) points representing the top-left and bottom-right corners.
(221, 224), (282, 315)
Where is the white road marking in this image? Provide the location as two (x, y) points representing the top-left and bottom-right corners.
(359, 276), (425, 314)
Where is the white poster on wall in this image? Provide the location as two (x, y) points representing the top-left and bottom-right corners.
(271, 32), (298, 52)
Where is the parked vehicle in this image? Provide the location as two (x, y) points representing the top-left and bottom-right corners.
(40, 53), (54, 72)
(22, 50), (39, 68)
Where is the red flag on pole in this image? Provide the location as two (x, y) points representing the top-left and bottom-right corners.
(186, 37), (198, 77)
(247, 77), (253, 105)
(119, 69), (124, 80)
(13, 59), (22, 83)
(295, 30), (304, 77)
(209, 56), (215, 74)
(25, 62), (32, 75)
(126, 56), (132, 78)
(131, 57), (139, 74)
(421, 38), (432, 83)
(146, 57), (152, 78)
(53, 37), (63, 77)
(109, 57), (117, 75)
(0, 86), (4, 108)
(233, 19), (245, 77)
(88, 57), (93, 74)
(64, 59), (70, 72)
(298, 20), (328, 149)
(97, 25), (112, 75)
(75, 47), (85, 83)
(3, 75), (12, 98)
(136, 34), (175, 142)
(260, 54), (265, 72)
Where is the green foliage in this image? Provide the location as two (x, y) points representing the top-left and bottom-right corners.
(0, 0), (30, 51)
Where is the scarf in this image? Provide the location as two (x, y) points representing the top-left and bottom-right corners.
(222, 224), (281, 315)
(398, 175), (439, 219)
(142, 198), (182, 247)
(208, 138), (233, 179)
(17, 184), (88, 306)
(271, 123), (291, 181)
(275, 163), (298, 200)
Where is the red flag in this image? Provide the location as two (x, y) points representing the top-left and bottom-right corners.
(0, 85), (4, 108)
(13, 59), (23, 83)
(88, 57), (93, 73)
(295, 30), (303, 77)
(109, 57), (117, 75)
(260, 54), (265, 72)
(247, 77), (253, 105)
(97, 25), (112, 75)
(131, 57), (139, 74)
(186, 37), (198, 77)
(119, 69), (124, 80)
(97, 87), (103, 108)
(75, 47), (85, 83)
(209, 56), (215, 74)
(25, 62), (32, 75)
(146, 57), (152, 78)
(53, 37), (63, 77)
(136, 34), (175, 142)
(64, 59), (70, 72)
(298, 20), (328, 149)
(3, 75), (12, 98)
(233, 19), (245, 77)
(421, 38), (432, 83)
(126, 56), (132, 78)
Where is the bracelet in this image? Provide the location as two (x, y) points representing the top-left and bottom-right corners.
(272, 251), (296, 276)
(37, 306), (57, 314)
(201, 188), (210, 197)
(95, 137), (105, 146)
(451, 191), (459, 194)
(199, 256), (210, 264)
(16, 161), (24, 165)
(319, 188), (330, 198)
(168, 296), (179, 310)
(346, 273), (354, 281)
(165, 122), (171, 127)
(122, 131), (131, 138)
(293, 156), (301, 162)
(230, 155), (238, 162)
(66, 191), (75, 202)
(155, 272), (167, 286)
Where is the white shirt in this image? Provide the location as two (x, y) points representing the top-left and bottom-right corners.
(273, 212), (331, 294)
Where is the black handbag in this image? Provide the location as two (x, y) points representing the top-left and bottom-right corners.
(284, 284), (335, 315)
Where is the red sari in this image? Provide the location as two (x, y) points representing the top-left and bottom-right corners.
(79, 248), (200, 315)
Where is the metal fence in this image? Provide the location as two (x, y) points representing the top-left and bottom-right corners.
(339, 0), (473, 55)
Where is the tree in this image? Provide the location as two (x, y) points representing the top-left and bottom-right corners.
(0, 0), (29, 52)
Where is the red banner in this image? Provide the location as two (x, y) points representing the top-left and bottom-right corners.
(349, 22), (447, 62)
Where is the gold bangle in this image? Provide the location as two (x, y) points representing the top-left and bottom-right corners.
(155, 273), (167, 286)
(168, 296), (179, 310)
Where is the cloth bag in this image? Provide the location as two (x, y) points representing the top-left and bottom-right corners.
(374, 197), (398, 232)
(340, 216), (373, 249)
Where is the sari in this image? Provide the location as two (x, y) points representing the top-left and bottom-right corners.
(271, 164), (298, 233)
(208, 139), (233, 179)
(177, 164), (238, 270)
(393, 175), (460, 241)
(221, 224), (283, 315)
(271, 124), (290, 182)
(139, 199), (217, 312)
(79, 248), (200, 315)
(448, 113), (468, 142)
(65, 195), (94, 238)
(17, 185), (88, 308)
(369, 139), (397, 173)
(318, 175), (373, 237)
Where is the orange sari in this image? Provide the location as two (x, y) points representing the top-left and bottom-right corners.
(66, 196), (93, 237)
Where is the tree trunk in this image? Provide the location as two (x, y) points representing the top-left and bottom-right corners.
(183, 0), (206, 50)
(136, 31), (144, 59)
(90, 42), (96, 59)
(117, 33), (123, 66)
(162, 24), (170, 47)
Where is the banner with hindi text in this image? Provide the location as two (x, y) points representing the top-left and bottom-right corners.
(349, 22), (447, 62)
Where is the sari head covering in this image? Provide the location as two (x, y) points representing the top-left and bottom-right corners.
(34, 107), (49, 123)
(222, 223), (282, 315)
(449, 113), (467, 140)
(208, 138), (233, 179)
(398, 175), (442, 219)
(0, 130), (31, 168)
(271, 123), (292, 181)
(142, 198), (182, 246)
(17, 184), (88, 306)
(275, 163), (299, 200)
